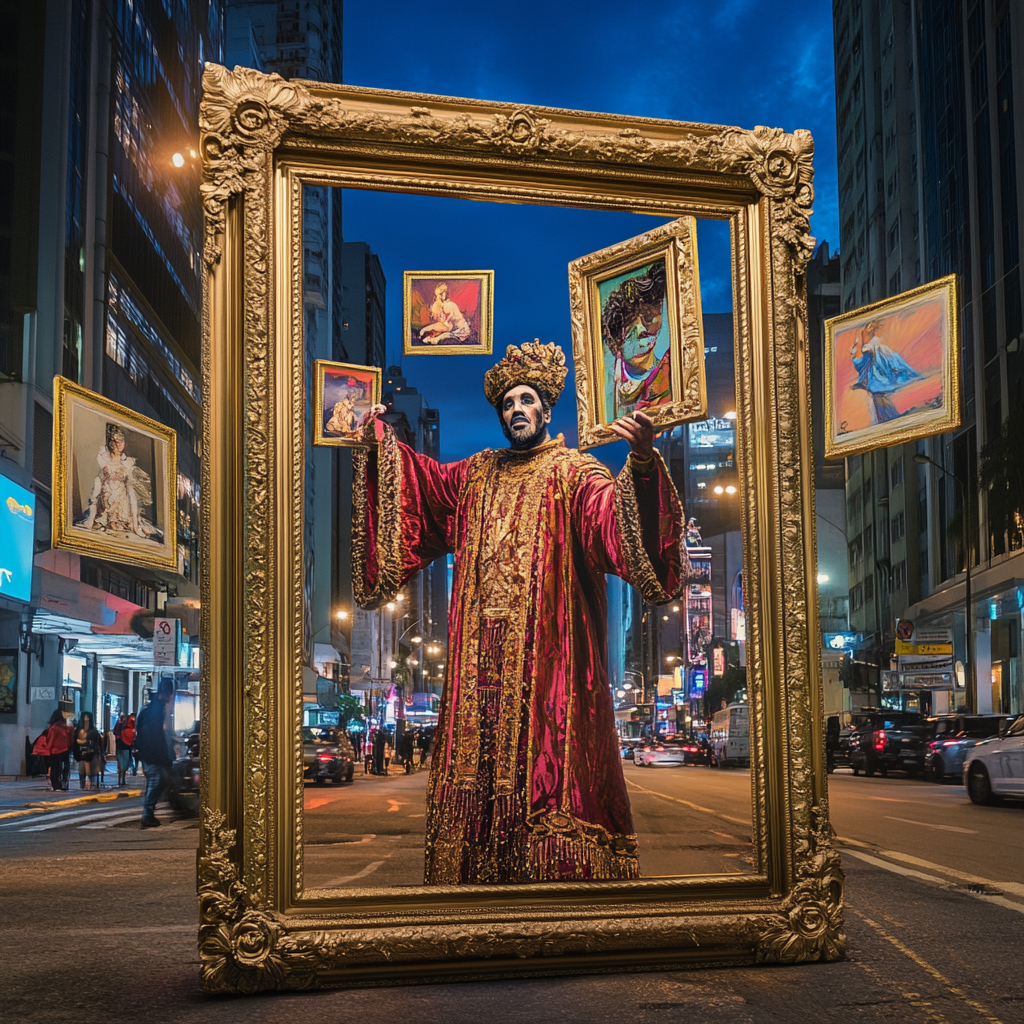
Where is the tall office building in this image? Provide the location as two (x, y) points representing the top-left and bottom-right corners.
(832, 0), (1022, 714)
(0, 0), (224, 772)
(226, 1), (346, 697)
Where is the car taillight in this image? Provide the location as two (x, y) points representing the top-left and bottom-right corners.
(684, 746), (697, 752)
(874, 730), (887, 751)
(654, 745), (665, 751)
(318, 754), (333, 762)
(643, 746), (652, 752)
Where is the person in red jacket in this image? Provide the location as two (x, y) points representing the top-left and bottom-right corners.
(34, 709), (73, 791)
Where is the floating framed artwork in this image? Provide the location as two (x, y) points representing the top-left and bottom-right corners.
(569, 217), (707, 449)
(403, 270), (494, 355)
(0, 650), (17, 715)
(312, 361), (381, 447)
(200, 65), (841, 993)
(824, 274), (960, 459)
(52, 376), (177, 571)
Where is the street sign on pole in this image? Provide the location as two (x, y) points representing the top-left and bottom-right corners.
(153, 617), (180, 666)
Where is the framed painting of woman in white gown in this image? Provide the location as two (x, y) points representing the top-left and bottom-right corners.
(52, 376), (177, 571)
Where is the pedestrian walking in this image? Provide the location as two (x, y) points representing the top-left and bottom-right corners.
(372, 727), (387, 776)
(72, 712), (103, 790)
(33, 709), (73, 791)
(113, 713), (134, 786)
(399, 729), (415, 774)
(134, 680), (174, 828)
(123, 713), (138, 776)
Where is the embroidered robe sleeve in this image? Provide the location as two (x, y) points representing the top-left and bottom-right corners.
(572, 450), (687, 603)
(351, 420), (471, 609)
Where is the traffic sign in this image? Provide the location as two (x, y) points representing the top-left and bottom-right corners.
(153, 617), (181, 666)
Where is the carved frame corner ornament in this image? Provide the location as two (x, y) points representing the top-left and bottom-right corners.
(200, 62), (840, 993)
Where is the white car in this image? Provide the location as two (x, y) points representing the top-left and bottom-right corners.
(962, 715), (1024, 804)
(634, 739), (687, 767)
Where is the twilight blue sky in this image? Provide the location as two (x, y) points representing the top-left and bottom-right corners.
(338, 0), (838, 465)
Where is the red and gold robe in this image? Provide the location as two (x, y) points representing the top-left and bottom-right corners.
(353, 425), (686, 884)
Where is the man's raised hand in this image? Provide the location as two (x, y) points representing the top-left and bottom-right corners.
(608, 410), (656, 461)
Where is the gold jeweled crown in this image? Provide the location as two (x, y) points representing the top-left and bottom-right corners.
(483, 340), (568, 408)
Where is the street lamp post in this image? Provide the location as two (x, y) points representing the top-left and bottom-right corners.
(914, 454), (975, 713)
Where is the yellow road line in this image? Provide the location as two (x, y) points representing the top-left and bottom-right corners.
(0, 789), (142, 821)
(850, 957), (952, 1024)
(850, 906), (1005, 1024)
(624, 778), (752, 830)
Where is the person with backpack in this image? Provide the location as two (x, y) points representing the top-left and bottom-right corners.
(113, 712), (136, 786)
(134, 680), (174, 828)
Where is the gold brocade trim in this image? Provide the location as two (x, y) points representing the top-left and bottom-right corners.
(614, 450), (685, 604)
(351, 426), (404, 610)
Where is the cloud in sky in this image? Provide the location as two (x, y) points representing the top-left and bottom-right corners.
(337, 0), (838, 466)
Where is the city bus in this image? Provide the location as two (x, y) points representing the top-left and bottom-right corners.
(709, 702), (750, 768)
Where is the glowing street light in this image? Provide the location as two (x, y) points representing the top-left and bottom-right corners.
(386, 602), (395, 611)
(714, 485), (724, 495)
(725, 485), (737, 494)
(411, 636), (422, 644)
(724, 410), (737, 421)
(335, 610), (349, 621)
(817, 573), (830, 585)
(171, 152), (185, 168)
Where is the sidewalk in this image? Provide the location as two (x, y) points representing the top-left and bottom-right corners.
(0, 774), (143, 820)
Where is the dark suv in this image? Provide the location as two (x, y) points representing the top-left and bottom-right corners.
(847, 709), (924, 777)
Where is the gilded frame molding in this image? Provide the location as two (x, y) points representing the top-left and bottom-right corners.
(199, 63), (841, 993)
(569, 216), (707, 448)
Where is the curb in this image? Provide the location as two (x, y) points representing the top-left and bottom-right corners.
(0, 788), (143, 821)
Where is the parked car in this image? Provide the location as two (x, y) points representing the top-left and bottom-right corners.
(303, 727), (355, 785)
(620, 739), (643, 760)
(925, 714), (1011, 783)
(963, 715), (1024, 804)
(895, 717), (944, 778)
(634, 737), (688, 767)
(846, 709), (923, 777)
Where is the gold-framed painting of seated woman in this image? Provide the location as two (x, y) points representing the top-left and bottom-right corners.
(312, 360), (381, 447)
(570, 217), (707, 449)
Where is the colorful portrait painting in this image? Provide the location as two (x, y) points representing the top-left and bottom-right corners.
(52, 377), (177, 571)
(569, 217), (707, 449)
(824, 275), (960, 459)
(313, 361), (381, 447)
(598, 257), (672, 421)
(403, 270), (494, 356)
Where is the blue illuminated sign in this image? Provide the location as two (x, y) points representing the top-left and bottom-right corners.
(690, 669), (706, 694)
(823, 632), (863, 651)
(0, 476), (35, 604)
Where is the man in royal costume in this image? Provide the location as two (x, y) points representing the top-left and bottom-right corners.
(353, 341), (687, 884)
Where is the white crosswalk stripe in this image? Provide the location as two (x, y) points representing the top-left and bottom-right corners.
(16, 805), (143, 831)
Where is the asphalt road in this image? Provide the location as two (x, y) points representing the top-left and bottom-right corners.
(2, 764), (1022, 1022)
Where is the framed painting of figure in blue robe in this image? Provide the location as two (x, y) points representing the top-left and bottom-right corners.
(824, 274), (961, 459)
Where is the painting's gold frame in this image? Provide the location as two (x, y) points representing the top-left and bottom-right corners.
(51, 375), (178, 572)
(312, 360), (381, 447)
(570, 217), (706, 448)
(402, 269), (495, 355)
(823, 274), (961, 460)
(199, 64), (841, 993)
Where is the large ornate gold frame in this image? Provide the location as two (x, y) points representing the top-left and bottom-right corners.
(199, 63), (841, 993)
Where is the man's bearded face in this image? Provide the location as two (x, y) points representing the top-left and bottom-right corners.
(501, 384), (550, 449)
